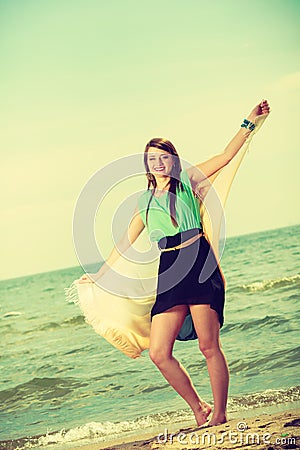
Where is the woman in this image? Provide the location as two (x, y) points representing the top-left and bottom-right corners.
(79, 100), (270, 427)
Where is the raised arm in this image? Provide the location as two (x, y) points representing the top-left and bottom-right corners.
(78, 204), (145, 283)
(186, 100), (270, 191)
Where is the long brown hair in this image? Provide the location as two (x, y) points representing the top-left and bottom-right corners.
(144, 138), (184, 228)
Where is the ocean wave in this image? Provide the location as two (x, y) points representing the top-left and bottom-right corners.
(42, 287), (55, 292)
(232, 274), (300, 293)
(2, 311), (23, 319)
(36, 316), (85, 331)
(0, 409), (193, 450)
(222, 314), (290, 333)
(1, 385), (299, 449)
(228, 385), (300, 410)
(0, 377), (86, 410)
(229, 347), (300, 375)
(22, 315), (86, 335)
(62, 315), (85, 326)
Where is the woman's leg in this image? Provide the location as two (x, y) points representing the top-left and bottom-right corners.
(149, 304), (212, 426)
(189, 304), (229, 425)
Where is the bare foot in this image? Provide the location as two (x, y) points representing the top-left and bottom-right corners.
(193, 401), (212, 426)
(208, 414), (227, 426)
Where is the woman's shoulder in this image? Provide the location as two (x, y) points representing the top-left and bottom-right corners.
(179, 168), (199, 199)
(137, 189), (152, 205)
(180, 168), (189, 182)
(179, 168), (193, 188)
(138, 188), (152, 198)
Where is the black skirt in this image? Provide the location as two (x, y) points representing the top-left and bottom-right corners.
(151, 228), (225, 341)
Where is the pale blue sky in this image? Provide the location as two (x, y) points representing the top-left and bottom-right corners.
(1, 0), (299, 280)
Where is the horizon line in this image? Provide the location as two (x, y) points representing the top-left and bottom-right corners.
(1, 222), (299, 283)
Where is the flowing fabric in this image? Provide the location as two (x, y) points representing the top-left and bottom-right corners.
(65, 114), (268, 359)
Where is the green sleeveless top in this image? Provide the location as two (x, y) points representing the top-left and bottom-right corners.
(137, 169), (202, 242)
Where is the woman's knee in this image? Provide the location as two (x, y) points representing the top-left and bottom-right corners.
(198, 339), (220, 358)
(149, 347), (172, 367)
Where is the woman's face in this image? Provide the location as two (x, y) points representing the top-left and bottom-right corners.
(147, 147), (174, 178)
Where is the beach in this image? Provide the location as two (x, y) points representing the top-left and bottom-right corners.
(66, 407), (300, 450)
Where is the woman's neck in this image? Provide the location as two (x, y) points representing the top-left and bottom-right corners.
(154, 177), (171, 191)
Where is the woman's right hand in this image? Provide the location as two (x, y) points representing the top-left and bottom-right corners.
(78, 263), (110, 284)
(78, 272), (99, 284)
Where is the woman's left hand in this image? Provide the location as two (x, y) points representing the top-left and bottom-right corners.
(248, 99), (271, 121)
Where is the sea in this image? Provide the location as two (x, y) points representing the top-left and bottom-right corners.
(1, 224), (299, 450)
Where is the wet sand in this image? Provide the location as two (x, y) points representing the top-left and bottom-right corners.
(68, 407), (299, 450)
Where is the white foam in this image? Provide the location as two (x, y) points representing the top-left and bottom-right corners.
(242, 273), (300, 292)
(3, 311), (23, 318)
